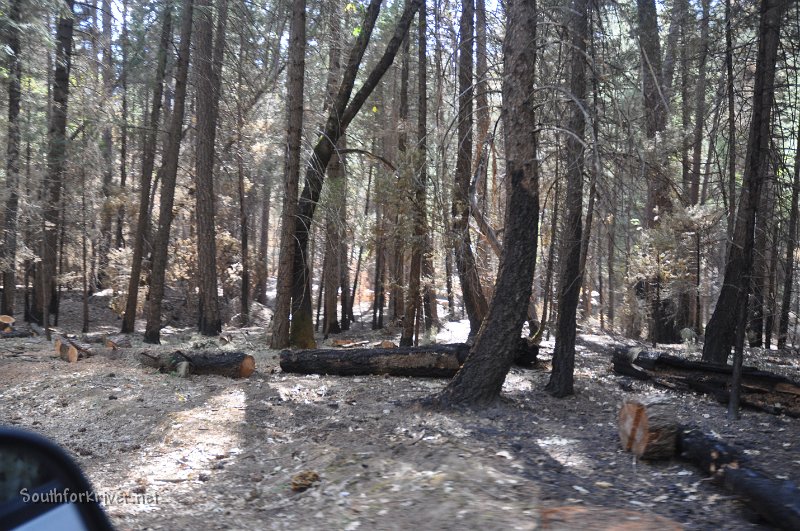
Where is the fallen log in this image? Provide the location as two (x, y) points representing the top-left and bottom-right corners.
(0, 329), (33, 339)
(137, 350), (255, 378)
(280, 343), (471, 378)
(677, 428), (800, 530)
(281, 339), (540, 377)
(612, 347), (800, 417)
(618, 398), (678, 460)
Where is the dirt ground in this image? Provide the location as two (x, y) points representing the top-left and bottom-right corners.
(1, 293), (799, 530)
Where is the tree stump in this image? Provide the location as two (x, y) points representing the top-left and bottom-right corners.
(618, 398), (678, 460)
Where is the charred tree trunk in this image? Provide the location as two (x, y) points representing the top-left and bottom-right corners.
(451, 0), (487, 338)
(35, 0), (75, 325)
(121, 4), (172, 333)
(289, 0), (422, 346)
(778, 118), (800, 349)
(401, 4), (428, 347)
(144, 0), (194, 344)
(546, 0), (588, 398)
(194, 0), (228, 337)
(434, 0), (539, 407)
(703, 0), (787, 363)
(1, 0), (22, 316)
(270, 0), (306, 349)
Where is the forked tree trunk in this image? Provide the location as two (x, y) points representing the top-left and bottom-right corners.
(434, 0), (539, 407)
(121, 4), (172, 333)
(270, 0), (306, 349)
(703, 0), (787, 363)
(289, 0), (422, 346)
(115, 0), (129, 250)
(546, 0), (588, 398)
(144, 0), (194, 344)
(96, 0), (115, 289)
(401, 3), (428, 346)
(451, 0), (487, 337)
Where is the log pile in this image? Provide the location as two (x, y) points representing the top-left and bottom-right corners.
(137, 350), (256, 379)
(55, 335), (94, 363)
(618, 399), (800, 530)
(612, 347), (800, 417)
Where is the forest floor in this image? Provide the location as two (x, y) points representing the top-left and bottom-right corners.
(1, 292), (799, 530)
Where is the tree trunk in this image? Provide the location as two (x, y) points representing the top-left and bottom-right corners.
(270, 0), (306, 349)
(194, 0), (227, 337)
(144, 0), (195, 344)
(115, 0), (129, 250)
(725, 0), (737, 237)
(253, 173), (272, 305)
(401, 4), (428, 347)
(289, 0), (422, 346)
(433, 0), (539, 407)
(703, 0), (787, 364)
(451, 0), (487, 338)
(637, 0), (669, 225)
(546, 0), (588, 398)
(35, 0), (75, 325)
(778, 118), (800, 349)
(1, 0), (22, 317)
(96, 0), (115, 289)
(121, 3), (172, 333)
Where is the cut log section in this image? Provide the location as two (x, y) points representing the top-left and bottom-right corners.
(281, 339), (539, 378)
(0, 315), (15, 333)
(104, 334), (132, 350)
(137, 350), (256, 378)
(618, 398), (678, 460)
(54, 335), (94, 363)
(612, 347), (800, 417)
(678, 429), (800, 530)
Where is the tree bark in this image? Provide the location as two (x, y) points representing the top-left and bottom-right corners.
(144, 0), (195, 344)
(96, 0), (115, 289)
(703, 0), (787, 364)
(1, 0), (23, 316)
(288, 0), (423, 346)
(778, 118), (800, 349)
(194, 0), (228, 336)
(35, 0), (75, 325)
(401, 3), (428, 347)
(546, 0), (588, 398)
(270, 0), (306, 349)
(451, 0), (488, 338)
(121, 3), (172, 333)
(433, 0), (539, 407)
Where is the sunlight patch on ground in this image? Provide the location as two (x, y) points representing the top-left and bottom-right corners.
(503, 372), (533, 393)
(435, 320), (470, 344)
(535, 436), (591, 471)
(97, 388), (247, 515)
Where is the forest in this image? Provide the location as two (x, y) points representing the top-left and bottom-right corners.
(1, 0), (800, 527)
